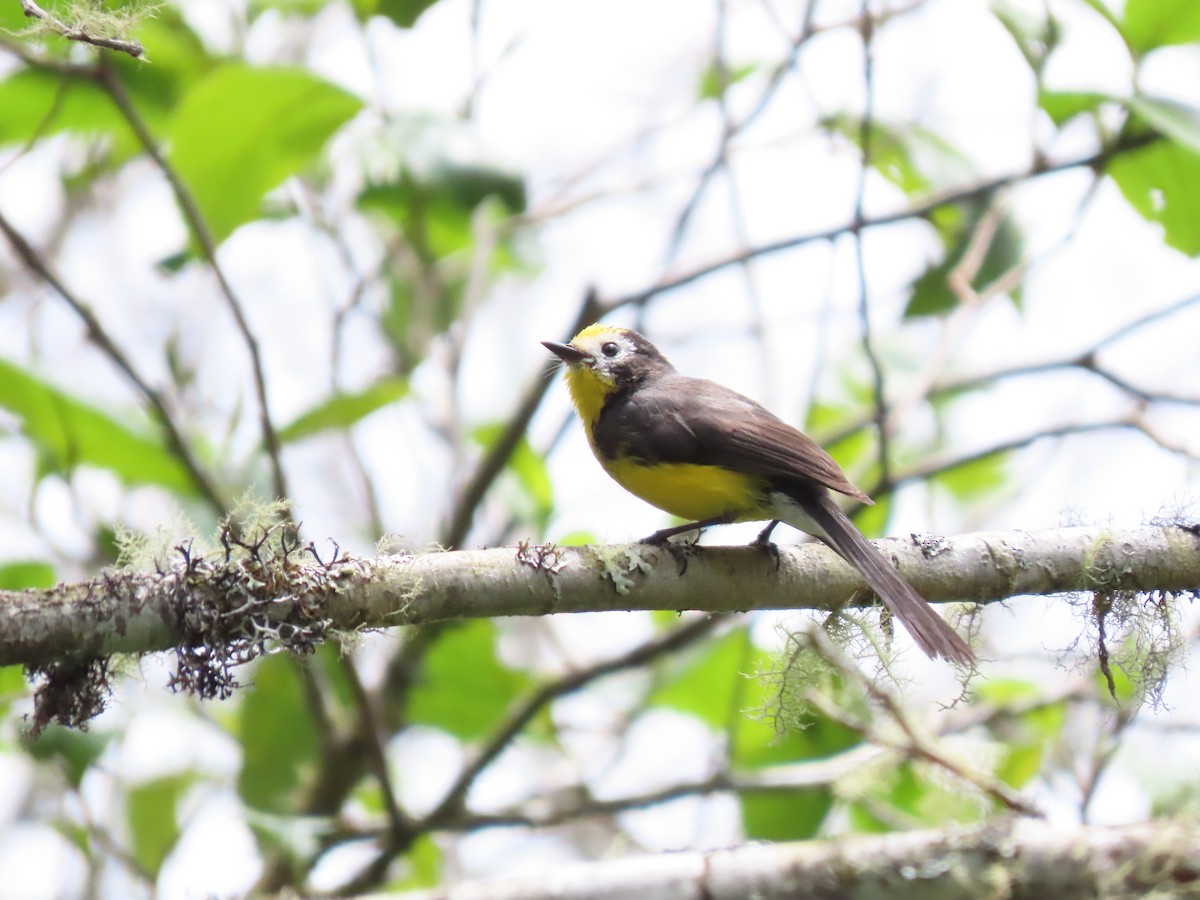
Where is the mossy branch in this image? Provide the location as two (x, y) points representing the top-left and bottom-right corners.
(3, 524), (1198, 730)
(18, 0), (148, 59)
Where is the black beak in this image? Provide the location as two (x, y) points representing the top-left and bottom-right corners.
(542, 341), (589, 364)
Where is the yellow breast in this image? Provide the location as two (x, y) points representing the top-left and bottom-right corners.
(601, 455), (766, 522)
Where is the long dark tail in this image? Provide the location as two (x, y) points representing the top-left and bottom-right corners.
(794, 491), (974, 665)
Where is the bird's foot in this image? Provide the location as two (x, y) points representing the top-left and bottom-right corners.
(750, 520), (782, 571)
(640, 529), (703, 575)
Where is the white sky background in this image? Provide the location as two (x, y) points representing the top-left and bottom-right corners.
(1, 0), (1199, 896)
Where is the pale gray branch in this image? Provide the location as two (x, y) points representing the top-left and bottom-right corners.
(0, 525), (1197, 669)
(387, 819), (1200, 900)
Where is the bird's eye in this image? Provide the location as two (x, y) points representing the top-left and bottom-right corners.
(601, 342), (620, 358)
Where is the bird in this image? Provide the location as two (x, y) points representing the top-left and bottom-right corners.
(542, 322), (973, 665)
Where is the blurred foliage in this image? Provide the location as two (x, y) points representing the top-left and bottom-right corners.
(0, 358), (200, 495)
(0, 0), (1196, 896)
(169, 65), (363, 243)
(406, 620), (536, 740)
(278, 376), (409, 444)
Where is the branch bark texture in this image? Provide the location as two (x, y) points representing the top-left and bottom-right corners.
(1, 525), (1197, 669)
(389, 819), (1200, 900)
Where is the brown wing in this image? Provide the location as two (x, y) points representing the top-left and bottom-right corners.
(595, 373), (873, 504)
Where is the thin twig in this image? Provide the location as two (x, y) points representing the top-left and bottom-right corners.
(883, 417), (1196, 497)
(852, 0), (892, 486)
(424, 614), (728, 828)
(338, 647), (1098, 842)
(19, 0), (145, 59)
(812, 289), (1200, 454)
(1079, 706), (1135, 824)
(602, 131), (1162, 315)
(335, 614), (728, 893)
(441, 288), (604, 548)
(0, 207), (227, 513)
(338, 650), (412, 841)
(803, 626), (1041, 816)
(93, 61), (291, 504)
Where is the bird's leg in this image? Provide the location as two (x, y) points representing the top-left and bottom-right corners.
(641, 516), (729, 544)
(751, 519), (782, 570)
(640, 515), (731, 575)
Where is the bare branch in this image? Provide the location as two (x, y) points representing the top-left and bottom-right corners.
(441, 288), (604, 548)
(852, 0), (893, 485)
(0, 207), (228, 513)
(393, 820), (1200, 900)
(601, 131), (1162, 314)
(802, 626), (1040, 816)
(93, 62), (290, 504)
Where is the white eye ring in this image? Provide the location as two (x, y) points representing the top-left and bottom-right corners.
(600, 342), (620, 358)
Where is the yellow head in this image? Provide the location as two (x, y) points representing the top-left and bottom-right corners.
(541, 324), (674, 427)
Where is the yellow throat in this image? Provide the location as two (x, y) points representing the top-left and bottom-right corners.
(561, 324), (625, 429)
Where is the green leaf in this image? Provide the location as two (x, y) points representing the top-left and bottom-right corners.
(821, 114), (969, 197)
(844, 760), (976, 831)
(0, 561), (56, 589)
(997, 743), (1044, 789)
(387, 833), (443, 890)
(905, 199), (1024, 318)
(0, 9), (210, 155)
(990, 0), (1060, 71)
(0, 1), (29, 30)
(359, 163), (526, 259)
(648, 628), (755, 730)
(430, 163), (527, 217)
(848, 494), (890, 540)
(312, 643), (360, 721)
(936, 452), (1010, 501)
(362, 163), (525, 371)
(741, 789), (832, 841)
(50, 821), (93, 864)
(1123, 0), (1200, 53)
(1094, 657), (1138, 705)
(650, 627), (858, 841)
(348, 0), (444, 27)
(806, 404), (872, 478)
(1109, 140), (1200, 255)
(238, 655), (321, 814)
(0, 665), (28, 720)
(976, 677), (1039, 705)
(698, 61), (757, 101)
(370, 0), (442, 27)
(471, 425), (553, 531)
(553, 530), (599, 547)
(26, 725), (111, 788)
(109, 9), (215, 119)
(127, 774), (192, 877)
(732, 694), (859, 771)
(277, 377), (408, 444)
(1126, 96), (1200, 154)
(0, 70), (129, 152)
(169, 65), (362, 244)
(1038, 90), (1111, 128)
(978, 679), (1066, 789)
(249, 0), (328, 17)
(0, 358), (198, 495)
(731, 652), (859, 840)
(1077, 0), (1123, 34)
(407, 621), (533, 741)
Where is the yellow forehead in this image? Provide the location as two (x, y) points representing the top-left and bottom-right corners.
(570, 323), (629, 353)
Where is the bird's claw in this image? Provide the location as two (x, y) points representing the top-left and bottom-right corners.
(640, 531), (702, 575)
(750, 520), (782, 571)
